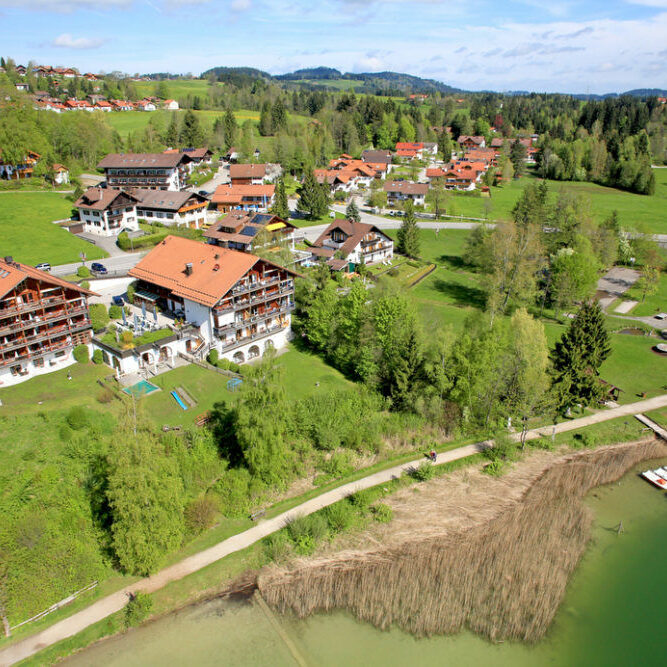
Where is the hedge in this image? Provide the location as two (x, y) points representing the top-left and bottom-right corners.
(73, 344), (89, 363)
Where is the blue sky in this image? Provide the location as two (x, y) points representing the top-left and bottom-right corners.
(1, 0), (665, 93)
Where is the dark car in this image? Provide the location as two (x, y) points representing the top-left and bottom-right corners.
(90, 262), (108, 274)
(198, 189), (210, 197)
(112, 295), (124, 306)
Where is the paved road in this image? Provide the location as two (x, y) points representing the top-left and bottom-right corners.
(51, 252), (146, 278)
(2, 394), (666, 666)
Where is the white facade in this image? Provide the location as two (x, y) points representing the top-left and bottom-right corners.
(93, 336), (190, 377)
(137, 205), (207, 229)
(183, 299), (214, 343)
(164, 100), (179, 110)
(0, 346), (80, 388)
(54, 170), (69, 185)
(78, 205), (138, 236)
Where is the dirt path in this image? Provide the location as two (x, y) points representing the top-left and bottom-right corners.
(2, 395), (667, 666)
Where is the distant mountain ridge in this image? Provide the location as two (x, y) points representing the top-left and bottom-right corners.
(197, 65), (665, 98)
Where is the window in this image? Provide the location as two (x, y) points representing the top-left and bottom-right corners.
(33, 357), (44, 368)
(167, 213), (174, 220)
(55, 350), (66, 358)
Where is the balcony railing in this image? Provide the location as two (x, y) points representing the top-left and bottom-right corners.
(0, 338), (73, 367)
(1, 318), (90, 353)
(0, 305), (88, 335)
(214, 303), (293, 337)
(219, 323), (288, 353)
(214, 281), (294, 314)
(0, 296), (84, 319)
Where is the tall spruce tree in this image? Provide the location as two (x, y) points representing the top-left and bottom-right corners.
(271, 177), (290, 219)
(396, 200), (420, 258)
(179, 110), (203, 147)
(297, 168), (329, 219)
(345, 198), (361, 222)
(551, 301), (611, 410)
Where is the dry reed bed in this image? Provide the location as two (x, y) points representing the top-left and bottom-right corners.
(258, 439), (666, 642)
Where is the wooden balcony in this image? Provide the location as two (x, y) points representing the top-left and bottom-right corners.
(219, 322), (288, 353)
(214, 302), (293, 337)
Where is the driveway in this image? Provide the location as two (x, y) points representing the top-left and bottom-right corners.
(187, 163), (229, 195)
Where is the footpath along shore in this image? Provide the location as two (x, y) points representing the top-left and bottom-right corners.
(2, 395), (667, 666)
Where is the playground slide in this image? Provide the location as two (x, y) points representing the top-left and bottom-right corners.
(171, 391), (188, 410)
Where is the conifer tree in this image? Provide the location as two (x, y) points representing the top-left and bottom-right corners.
(345, 198), (361, 223)
(551, 301), (611, 410)
(164, 114), (180, 148)
(271, 177), (290, 219)
(396, 200), (420, 258)
(297, 168), (329, 219)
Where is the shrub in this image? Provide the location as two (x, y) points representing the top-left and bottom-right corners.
(66, 406), (90, 430)
(96, 388), (114, 404)
(321, 450), (354, 477)
(124, 592), (153, 628)
(217, 357), (231, 370)
(126, 282), (136, 304)
(77, 265), (90, 278)
(214, 468), (253, 518)
(409, 461), (435, 482)
(207, 349), (219, 365)
(92, 349), (104, 365)
(89, 304), (110, 331)
(81, 280), (90, 289)
(324, 502), (356, 533)
(184, 496), (219, 535)
(482, 460), (505, 476)
(73, 344), (89, 363)
(264, 530), (293, 562)
(120, 330), (134, 345)
(108, 305), (122, 320)
(348, 489), (374, 510)
(58, 423), (73, 442)
(287, 514), (329, 550)
(372, 503), (394, 523)
(388, 268), (399, 277)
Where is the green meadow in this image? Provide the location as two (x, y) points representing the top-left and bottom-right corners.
(0, 192), (107, 265)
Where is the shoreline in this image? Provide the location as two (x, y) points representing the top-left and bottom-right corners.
(258, 438), (667, 643)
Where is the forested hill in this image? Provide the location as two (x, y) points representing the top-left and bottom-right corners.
(201, 66), (465, 95)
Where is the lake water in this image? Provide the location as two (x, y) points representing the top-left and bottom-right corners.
(66, 457), (667, 667)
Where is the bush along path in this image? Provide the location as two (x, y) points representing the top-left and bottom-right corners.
(2, 395), (667, 666)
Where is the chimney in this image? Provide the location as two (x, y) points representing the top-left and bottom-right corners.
(4, 256), (13, 264)
(185, 262), (193, 276)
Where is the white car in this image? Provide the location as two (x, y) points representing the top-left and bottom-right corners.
(654, 313), (667, 320)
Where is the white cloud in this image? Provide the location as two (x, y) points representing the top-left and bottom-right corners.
(52, 32), (107, 48)
(231, 0), (251, 9)
(353, 54), (384, 71)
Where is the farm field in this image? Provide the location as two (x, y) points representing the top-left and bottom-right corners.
(443, 168), (667, 234)
(131, 78), (213, 100)
(0, 192), (107, 265)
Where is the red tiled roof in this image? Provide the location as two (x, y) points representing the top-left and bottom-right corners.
(0, 259), (96, 299)
(211, 183), (275, 204)
(383, 180), (428, 195)
(230, 163), (267, 180)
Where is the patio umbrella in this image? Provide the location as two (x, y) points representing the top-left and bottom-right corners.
(141, 301), (146, 320)
(122, 307), (126, 325)
(153, 307), (158, 323)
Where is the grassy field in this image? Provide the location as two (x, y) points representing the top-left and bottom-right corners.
(131, 79), (213, 100)
(440, 168), (667, 235)
(105, 109), (261, 138)
(622, 272), (667, 317)
(0, 192), (107, 265)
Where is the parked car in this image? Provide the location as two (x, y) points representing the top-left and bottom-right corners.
(34, 262), (51, 272)
(90, 262), (108, 275)
(198, 189), (210, 197)
(112, 296), (124, 306)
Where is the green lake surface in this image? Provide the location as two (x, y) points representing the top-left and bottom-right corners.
(66, 457), (667, 667)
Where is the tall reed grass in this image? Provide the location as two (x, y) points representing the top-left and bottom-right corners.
(258, 440), (665, 642)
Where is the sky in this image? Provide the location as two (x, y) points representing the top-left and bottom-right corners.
(0, 0), (666, 94)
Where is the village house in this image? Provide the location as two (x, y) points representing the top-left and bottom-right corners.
(0, 258), (95, 387)
(135, 100), (157, 112)
(395, 142), (425, 160)
(52, 164), (69, 185)
(457, 135), (486, 150)
(224, 147), (240, 162)
(310, 219), (394, 271)
(204, 211), (297, 252)
(98, 152), (192, 191)
(182, 147), (214, 168)
(314, 169), (358, 195)
(15, 82), (29, 92)
(110, 100), (134, 111)
(75, 187), (140, 236)
(229, 163), (281, 185)
(95, 101), (113, 112)
(328, 157), (383, 183)
(125, 235), (296, 365)
(134, 190), (209, 229)
(163, 99), (179, 110)
(383, 180), (428, 206)
(210, 184), (275, 213)
(0, 150), (40, 180)
(361, 149), (393, 166)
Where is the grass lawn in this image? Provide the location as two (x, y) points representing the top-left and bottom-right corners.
(622, 272), (667, 317)
(443, 168), (667, 234)
(131, 78), (213, 100)
(141, 345), (352, 427)
(0, 192), (107, 265)
(289, 210), (345, 228)
(0, 363), (111, 415)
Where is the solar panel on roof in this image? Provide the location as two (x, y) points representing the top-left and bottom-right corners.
(253, 214), (272, 224)
(240, 226), (259, 237)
